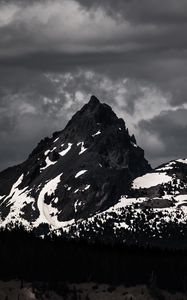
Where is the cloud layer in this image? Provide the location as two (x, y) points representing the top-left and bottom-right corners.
(0, 0), (187, 170)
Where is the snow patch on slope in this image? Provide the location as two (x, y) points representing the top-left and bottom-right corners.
(133, 172), (172, 189)
(176, 158), (187, 165)
(75, 170), (87, 178)
(41, 157), (56, 170)
(0, 175), (34, 228)
(74, 200), (82, 213)
(156, 158), (187, 171)
(53, 137), (59, 143)
(92, 130), (101, 137)
(83, 184), (90, 191)
(34, 174), (62, 227)
(59, 143), (72, 156)
(107, 197), (145, 212)
(77, 142), (87, 155)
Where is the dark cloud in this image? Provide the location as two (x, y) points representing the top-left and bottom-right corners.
(139, 109), (187, 165)
(77, 0), (187, 24)
(0, 0), (187, 170)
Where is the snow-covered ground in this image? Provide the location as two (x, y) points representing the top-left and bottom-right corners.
(177, 158), (187, 164)
(1, 153), (187, 236)
(34, 174), (62, 227)
(0, 175), (34, 229)
(133, 172), (172, 189)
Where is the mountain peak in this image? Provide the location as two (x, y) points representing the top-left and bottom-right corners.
(64, 95), (119, 137)
(87, 95), (100, 108)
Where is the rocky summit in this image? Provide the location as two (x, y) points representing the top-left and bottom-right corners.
(0, 96), (151, 232)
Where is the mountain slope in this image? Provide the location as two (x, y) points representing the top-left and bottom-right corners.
(0, 95), (151, 231)
(66, 158), (187, 248)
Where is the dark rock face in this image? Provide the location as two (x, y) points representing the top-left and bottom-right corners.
(0, 96), (151, 224)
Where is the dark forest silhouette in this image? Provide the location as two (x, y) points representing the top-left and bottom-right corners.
(0, 225), (187, 293)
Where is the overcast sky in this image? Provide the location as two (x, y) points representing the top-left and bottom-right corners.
(0, 0), (187, 171)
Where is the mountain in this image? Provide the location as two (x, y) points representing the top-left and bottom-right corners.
(0, 95), (187, 248)
(0, 95), (151, 232)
